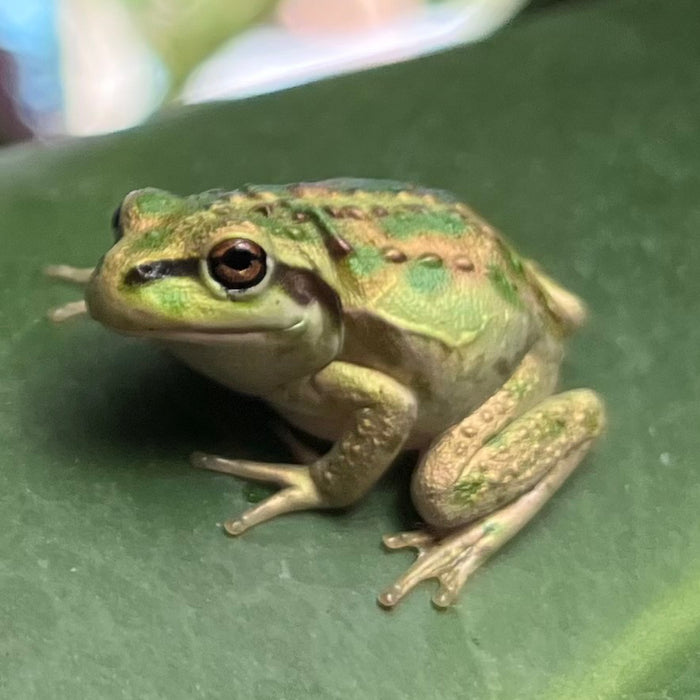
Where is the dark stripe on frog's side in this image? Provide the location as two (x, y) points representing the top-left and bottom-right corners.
(122, 254), (343, 323)
(123, 258), (199, 286)
(276, 202), (353, 258)
(275, 263), (343, 322)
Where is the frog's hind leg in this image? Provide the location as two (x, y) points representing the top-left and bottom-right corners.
(379, 342), (605, 609)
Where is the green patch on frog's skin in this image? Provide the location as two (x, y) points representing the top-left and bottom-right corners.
(382, 210), (466, 240)
(540, 416), (567, 439)
(493, 235), (526, 278)
(484, 431), (508, 449)
(133, 189), (185, 217)
(143, 283), (191, 317)
(379, 296), (489, 347)
(583, 407), (602, 434)
(347, 246), (385, 277)
(452, 475), (488, 506)
(488, 264), (522, 308)
(127, 277), (216, 320)
(506, 248), (525, 276)
(130, 189), (227, 226)
(263, 218), (317, 244)
(481, 521), (500, 535)
(506, 377), (532, 401)
(127, 228), (172, 253)
(406, 260), (450, 294)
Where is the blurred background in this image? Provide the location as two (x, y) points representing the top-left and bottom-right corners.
(0, 0), (577, 143)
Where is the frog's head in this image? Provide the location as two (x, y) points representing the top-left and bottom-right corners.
(86, 188), (342, 392)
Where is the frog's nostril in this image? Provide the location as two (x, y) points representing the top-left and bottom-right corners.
(123, 258), (199, 286)
(124, 262), (161, 285)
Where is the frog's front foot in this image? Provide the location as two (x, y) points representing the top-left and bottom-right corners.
(191, 452), (323, 535)
(378, 521), (496, 609)
(44, 264), (93, 322)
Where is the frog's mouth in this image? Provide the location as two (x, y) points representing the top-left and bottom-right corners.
(111, 319), (308, 345)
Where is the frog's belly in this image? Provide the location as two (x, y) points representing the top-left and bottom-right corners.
(272, 321), (541, 450)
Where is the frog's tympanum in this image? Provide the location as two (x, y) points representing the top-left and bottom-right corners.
(48, 179), (605, 609)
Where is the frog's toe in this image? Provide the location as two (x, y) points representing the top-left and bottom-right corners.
(190, 451), (305, 487)
(382, 530), (436, 554)
(44, 264), (95, 284)
(47, 300), (88, 322)
(378, 522), (489, 609)
(192, 451), (325, 535)
(222, 484), (321, 536)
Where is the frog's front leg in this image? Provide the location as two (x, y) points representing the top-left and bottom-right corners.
(45, 264), (95, 285)
(193, 361), (417, 536)
(380, 350), (605, 609)
(44, 264), (95, 321)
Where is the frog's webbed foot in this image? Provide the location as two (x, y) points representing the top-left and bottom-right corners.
(378, 522), (491, 609)
(379, 392), (604, 610)
(191, 452), (324, 536)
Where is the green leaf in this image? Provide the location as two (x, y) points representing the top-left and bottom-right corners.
(1, 0), (699, 696)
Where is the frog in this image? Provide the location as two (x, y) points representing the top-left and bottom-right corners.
(47, 178), (605, 609)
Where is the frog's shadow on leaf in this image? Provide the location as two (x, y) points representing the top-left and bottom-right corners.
(23, 326), (418, 527)
(26, 331), (271, 468)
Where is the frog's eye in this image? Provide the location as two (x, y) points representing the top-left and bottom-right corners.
(207, 238), (267, 291)
(111, 204), (123, 242)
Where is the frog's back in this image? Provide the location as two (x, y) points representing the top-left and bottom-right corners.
(227, 179), (583, 442)
(235, 179), (546, 345)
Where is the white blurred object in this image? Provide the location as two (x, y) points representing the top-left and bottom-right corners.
(58, 0), (166, 136)
(181, 0), (529, 104)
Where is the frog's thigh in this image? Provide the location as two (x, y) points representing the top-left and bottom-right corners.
(412, 338), (561, 527)
(414, 389), (605, 530)
(380, 389), (605, 608)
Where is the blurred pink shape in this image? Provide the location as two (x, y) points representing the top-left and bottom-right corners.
(278, 0), (423, 35)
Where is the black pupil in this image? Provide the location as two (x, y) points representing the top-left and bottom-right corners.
(223, 248), (254, 270)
